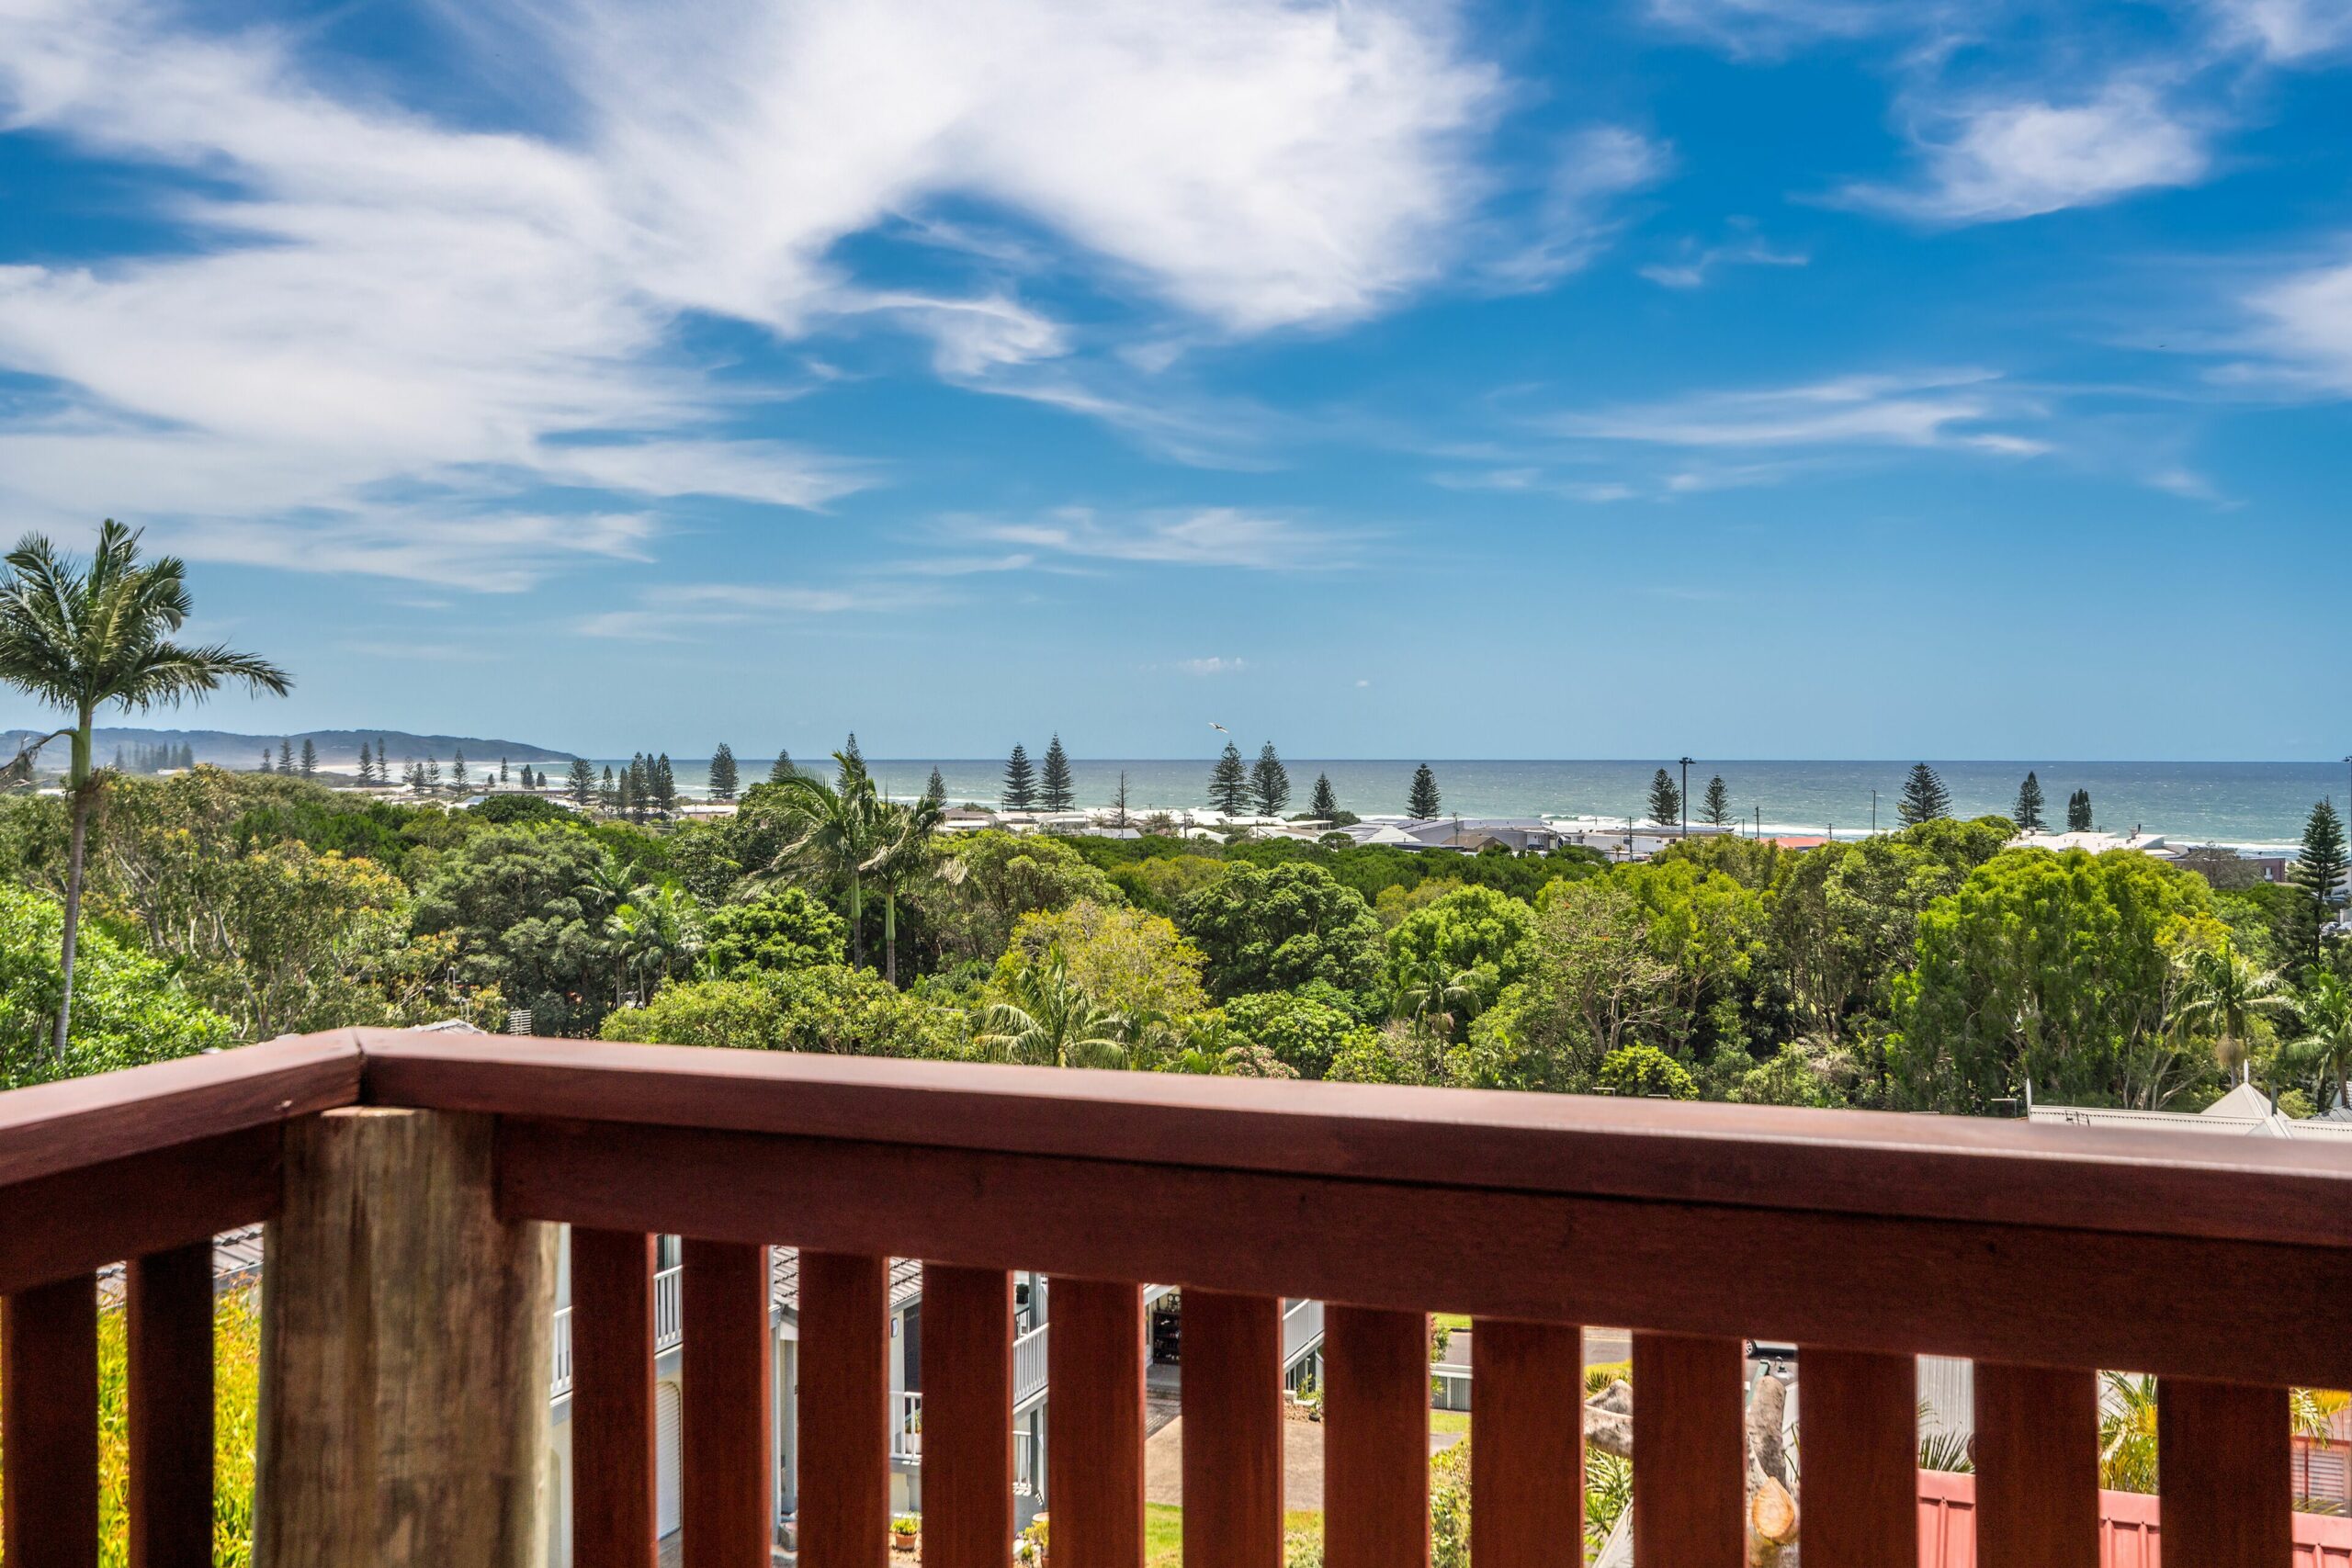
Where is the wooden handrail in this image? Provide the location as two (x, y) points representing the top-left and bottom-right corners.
(0, 1030), (360, 1189)
(356, 1027), (2352, 1251)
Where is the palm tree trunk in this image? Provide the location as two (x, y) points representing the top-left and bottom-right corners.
(849, 873), (865, 969)
(52, 716), (95, 1061)
(884, 889), (899, 987)
(53, 786), (91, 1060)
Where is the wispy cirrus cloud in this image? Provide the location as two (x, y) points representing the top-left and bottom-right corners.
(578, 581), (941, 640)
(1844, 83), (2213, 224)
(0, 0), (1503, 583)
(1476, 127), (1673, 290)
(1638, 228), (1810, 288)
(1175, 656), (1250, 675)
(1555, 368), (2052, 454)
(2224, 247), (2352, 393)
(2203, 0), (2352, 62)
(958, 506), (1364, 570)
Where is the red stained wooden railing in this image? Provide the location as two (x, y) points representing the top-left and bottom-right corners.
(8, 1026), (2352, 1565)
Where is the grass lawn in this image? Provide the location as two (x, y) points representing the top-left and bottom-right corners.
(1430, 1408), (1469, 1436)
(1432, 1312), (1474, 1332)
(1144, 1504), (1323, 1568)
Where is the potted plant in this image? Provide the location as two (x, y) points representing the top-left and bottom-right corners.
(890, 1515), (920, 1555)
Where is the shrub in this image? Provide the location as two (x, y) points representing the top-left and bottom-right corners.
(1596, 1043), (1697, 1100)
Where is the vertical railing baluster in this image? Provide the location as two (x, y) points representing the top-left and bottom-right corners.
(128, 1242), (216, 1568)
(1325, 1306), (1430, 1568)
(1046, 1278), (1145, 1568)
(797, 1252), (890, 1568)
(574, 1229), (659, 1568)
(1469, 1319), (1582, 1568)
(683, 1240), (772, 1568)
(1182, 1290), (1283, 1568)
(1799, 1348), (1917, 1567)
(2, 1272), (100, 1568)
(1632, 1332), (1746, 1568)
(2160, 1378), (2292, 1567)
(1973, 1362), (2098, 1568)
(923, 1264), (1012, 1568)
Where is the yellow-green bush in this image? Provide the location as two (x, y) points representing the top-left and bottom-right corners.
(0, 1287), (259, 1566)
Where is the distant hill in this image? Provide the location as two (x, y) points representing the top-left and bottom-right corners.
(3, 726), (576, 773)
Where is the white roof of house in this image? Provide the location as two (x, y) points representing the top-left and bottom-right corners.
(2030, 1078), (2352, 1140)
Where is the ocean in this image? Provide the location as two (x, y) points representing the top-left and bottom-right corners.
(589, 758), (2350, 853)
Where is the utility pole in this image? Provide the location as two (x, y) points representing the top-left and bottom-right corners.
(1678, 757), (1694, 839)
(1871, 789), (1878, 834)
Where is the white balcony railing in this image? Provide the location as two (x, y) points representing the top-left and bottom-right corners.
(890, 1390), (922, 1462)
(1282, 1296), (1324, 1371)
(550, 1264), (685, 1401)
(1013, 1320), (1050, 1410)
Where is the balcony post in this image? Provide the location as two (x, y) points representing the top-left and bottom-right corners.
(254, 1108), (556, 1568)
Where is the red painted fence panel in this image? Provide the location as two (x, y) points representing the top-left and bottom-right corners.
(1917, 1470), (2352, 1567)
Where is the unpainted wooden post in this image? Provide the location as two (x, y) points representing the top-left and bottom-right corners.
(254, 1107), (556, 1568)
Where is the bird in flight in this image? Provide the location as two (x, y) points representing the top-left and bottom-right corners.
(1209, 722), (1229, 734)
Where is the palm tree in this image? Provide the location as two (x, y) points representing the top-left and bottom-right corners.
(0, 522), (290, 1057)
(975, 951), (1130, 1068)
(2098, 1371), (2160, 1494)
(861, 790), (945, 986)
(2296, 973), (2352, 1115)
(1387, 956), (1477, 1038)
(575, 850), (641, 919)
(2293, 1388), (2350, 1499)
(605, 883), (705, 1007)
(2174, 941), (2291, 1077)
(763, 751), (880, 967)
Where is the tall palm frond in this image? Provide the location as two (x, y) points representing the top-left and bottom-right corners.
(976, 950), (1130, 1068)
(2296, 973), (2352, 1114)
(2172, 941), (2290, 1077)
(761, 750), (880, 967)
(860, 789), (945, 986)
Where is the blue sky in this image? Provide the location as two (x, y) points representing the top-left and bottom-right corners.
(0, 0), (2346, 760)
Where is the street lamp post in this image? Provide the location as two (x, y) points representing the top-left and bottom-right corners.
(1679, 756), (1694, 839)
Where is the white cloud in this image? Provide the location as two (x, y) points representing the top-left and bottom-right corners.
(1479, 127), (1671, 288)
(1848, 84), (2211, 223)
(2204, 0), (2352, 61)
(1644, 0), (1946, 54)
(965, 506), (1361, 570)
(1638, 234), (1809, 288)
(0, 0), (1500, 581)
(1557, 369), (2052, 454)
(149, 510), (658, 594)
(1177, 656), (1249, 676)
(579, 580), (935, 639)
(2231, 249), (2352, 392)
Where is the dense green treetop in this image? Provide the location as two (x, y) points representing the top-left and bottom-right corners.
(3, 881), (231, 1088)
(987, 897), (1209, 1023)
(1177, 859), (1384, 999)
(1384, 885), (1537, 1018)
(702, 886), (848, 976)
(605, 964), (970, 1059)
(916, 829), (1121, 966)
(1218, 985), (1377, 1079)
(411, 826), (615, 1036)
(1890, 847), (2217, 1111)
